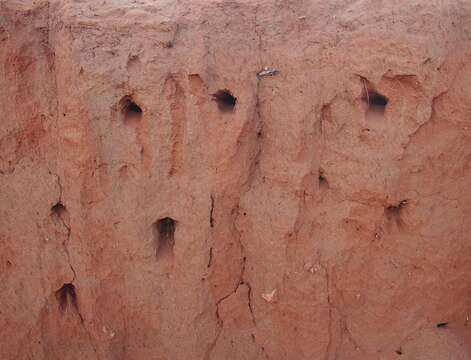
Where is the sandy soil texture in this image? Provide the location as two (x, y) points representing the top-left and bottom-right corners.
(1, 1), (471, 359)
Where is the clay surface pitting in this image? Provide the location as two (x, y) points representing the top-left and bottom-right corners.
(1, 1), (471, 359)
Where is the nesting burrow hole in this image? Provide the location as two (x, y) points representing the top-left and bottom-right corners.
(51, 202), (66, 217)
(119, 96), (142, 123)
(361, 79), (388, 116)
(385, 200), (408, 227)
(153, 217), (177, 259)
(318, 168), (328, 189)
(212, 89), (237, 112)
(55, 283), (78, 312)
(51, 202), (70, 227)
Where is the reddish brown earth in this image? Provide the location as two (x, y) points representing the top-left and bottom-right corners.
(1, 1), (471, 359)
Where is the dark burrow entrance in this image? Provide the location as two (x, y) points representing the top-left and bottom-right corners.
(212, 89), (237, 112)
(119, 96), (143, 123)
(51, 202), (67, 218)
(318, 168), (328, 189)
(55, 283), (78, 313)
(361, 79), (388, 116)
(153, 217), (177, 259)
(51, 202), (70, 229)
(385, 200), (408, 227)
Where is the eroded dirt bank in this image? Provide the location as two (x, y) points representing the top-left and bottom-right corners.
(1, 1), (471, 359)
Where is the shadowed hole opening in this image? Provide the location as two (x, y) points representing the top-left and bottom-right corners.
(368, 92), (388, 107)
(361, 80), (388, 115)
(119, 96), (142, 123)
(50, 202), (70, 229)
(153, 217), (176, 259)
(55, 283), (78, 312)
(386, 200), (407, 214)
(385, 200), (408, 227)
(318, 168), (328, 189)
(51, 202), (66, 217)
(212, 89), (237, 112)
